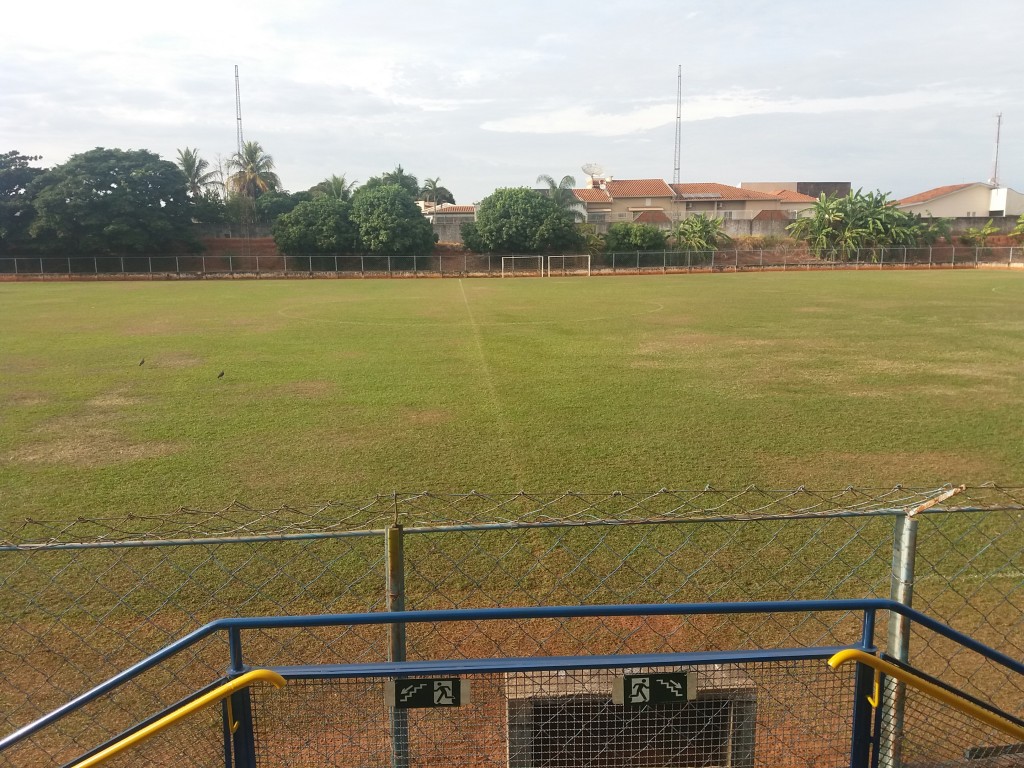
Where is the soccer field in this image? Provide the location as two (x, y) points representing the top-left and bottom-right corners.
(1, 271), (1022, 520)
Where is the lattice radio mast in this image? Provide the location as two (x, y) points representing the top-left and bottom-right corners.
(672, 65), (682, 185)
(990, 112), (1002, 186)
(233, 65), (251, 256)
(234, 65), (245, 155)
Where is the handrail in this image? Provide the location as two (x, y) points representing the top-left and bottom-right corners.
(67, 669), (285, 768)
(4, 599), (1022, 754)
(829, 649), (1024, 742)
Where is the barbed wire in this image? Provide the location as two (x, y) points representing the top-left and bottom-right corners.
(2, 484), (1020, 548)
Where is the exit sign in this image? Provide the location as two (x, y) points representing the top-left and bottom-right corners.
(385, 678), (470, 709)
(612, 673), (696, 706)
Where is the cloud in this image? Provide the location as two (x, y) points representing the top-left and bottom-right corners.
(482, 87), (1000, 137)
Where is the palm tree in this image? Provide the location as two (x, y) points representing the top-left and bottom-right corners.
(419, 177), (443, 209)
(176, 147), (221, 198)
(312, 174), (357, 202)
(537, 174), (584, 222)
(381, 164), (419, 197)
(675, 214), (732, 251)
(227, 141), (281, 199)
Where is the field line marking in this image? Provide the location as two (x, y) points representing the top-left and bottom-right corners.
(458, 279), (524, 481)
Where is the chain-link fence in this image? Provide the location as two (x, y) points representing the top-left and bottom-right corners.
(1, 485), (1021, 766)
(1, 246), (1020, 278)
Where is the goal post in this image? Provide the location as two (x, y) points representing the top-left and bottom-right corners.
(501, 255), (544, 277)
(547, 254), (592, 277)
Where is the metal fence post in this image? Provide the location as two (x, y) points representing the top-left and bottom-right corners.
(881, 485), (964, 768)
(879, 512), (916, 768)
(386, 520), (408, 768)
(850, 661), (877, 768)
(227, 628), (258, 768)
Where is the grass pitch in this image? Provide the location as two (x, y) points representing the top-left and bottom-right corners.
(1, 271), (1022, 521)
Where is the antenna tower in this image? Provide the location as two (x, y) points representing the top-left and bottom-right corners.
(672, 65), (682, 185)
(990, 112), (1002, 186)
(234, 65), (244, 156)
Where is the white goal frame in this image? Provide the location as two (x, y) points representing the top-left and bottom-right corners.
(547, 254), (592, 277)
(501, 255), (544, 277)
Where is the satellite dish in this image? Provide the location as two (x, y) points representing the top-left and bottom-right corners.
(581, 163), (604, 178)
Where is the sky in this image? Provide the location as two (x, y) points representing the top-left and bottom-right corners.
(3, 0), (1022, 205)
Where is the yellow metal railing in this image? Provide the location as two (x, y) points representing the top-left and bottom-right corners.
(69, 669), (286, 768)
(829, 649), (1024, 742)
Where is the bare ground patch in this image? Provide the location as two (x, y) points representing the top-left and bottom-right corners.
(3, 393), (49, 407)
(10, 428), (181, 467)
(400, 408), (451, 426)
(7, 399), (181, 468)
(764, 450), (999, 484)
(280, 381), (333, 398)
(156, 353), (205, 369)
(87, 392), (142, 408)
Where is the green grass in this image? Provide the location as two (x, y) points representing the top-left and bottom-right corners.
(1, 271), (1022, 521)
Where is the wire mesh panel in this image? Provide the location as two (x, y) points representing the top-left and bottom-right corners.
(73, 701), (227, 768)
(2, 486), (1023, 766)
(249, 660), (854, 768)
(910, 506), (1024, 717)
(885, 684), (1024, 768)
(402, 515), (893, 660)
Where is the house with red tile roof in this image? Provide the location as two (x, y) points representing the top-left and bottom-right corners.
(424, 203), (477, 243)
(894, 182), (1024, 218)
(572, 177), (791, 231)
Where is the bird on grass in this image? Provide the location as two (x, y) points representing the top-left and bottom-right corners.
(138, 358), (145, 366)
(217, 370), (225, 379)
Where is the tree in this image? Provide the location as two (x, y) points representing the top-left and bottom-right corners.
(273, 197), (357, 255)
(419, 177), (455, 206)
(470, 187), (582, 253)
(674, 214), (732, 251)
(578, 223), (606, 256)
(0, 150), (45, 251)
(310, 174), (358, 202)
(536, 173), (584, 221)
(188, 189), (227, 225)
(254, 189), (310, 224)
(363, 165), (420, 198)
(787, 189), (923, 258)
(226, 141), (281, 199)
(1010, 214), (1024, 242)
(959, 219), (999, 247)
(460, 221), (488, 253)
(604, 222), (667, 252)
(29, 147), (197, 254)
(350, 184), (435, 256)
(176, 147), (221, 198)
(916, 215), (953, 245)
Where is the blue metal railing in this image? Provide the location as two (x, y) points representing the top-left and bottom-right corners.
(3, 598), (1022, 759)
